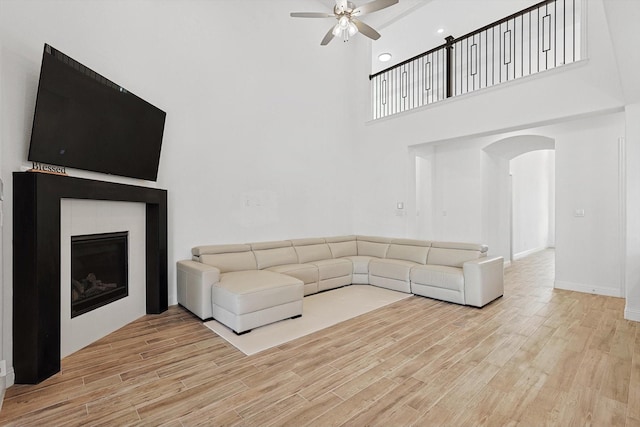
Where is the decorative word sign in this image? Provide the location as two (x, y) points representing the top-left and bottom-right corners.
(29, 162), (67, 175)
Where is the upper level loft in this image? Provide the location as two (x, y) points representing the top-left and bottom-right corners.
(370, 0), (583, 120)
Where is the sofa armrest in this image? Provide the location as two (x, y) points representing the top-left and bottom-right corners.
(177, 260), (220, 320)
(462, 257), (504, 307)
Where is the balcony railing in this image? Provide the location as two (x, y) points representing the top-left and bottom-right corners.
(370, 0), (582, 120)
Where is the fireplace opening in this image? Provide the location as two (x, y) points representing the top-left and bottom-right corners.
(71, 231), (128, 318)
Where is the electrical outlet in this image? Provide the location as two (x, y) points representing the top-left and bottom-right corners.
(0, 360), (6, 377)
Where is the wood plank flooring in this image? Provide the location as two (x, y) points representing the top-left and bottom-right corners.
(2, 249), (639, 426)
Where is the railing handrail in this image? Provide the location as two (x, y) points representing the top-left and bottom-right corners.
(369, 0), (553, 80)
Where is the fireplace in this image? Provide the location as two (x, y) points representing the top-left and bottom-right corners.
(71, 231), (129, 318)
(14, 172), (167, 384)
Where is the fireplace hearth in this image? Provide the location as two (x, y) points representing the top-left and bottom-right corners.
(71, 231), (128, 318)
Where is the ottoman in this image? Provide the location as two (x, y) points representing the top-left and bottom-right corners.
(212, 270), (304, 334)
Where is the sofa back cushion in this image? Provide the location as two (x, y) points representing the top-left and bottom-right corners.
(386, 243), (430, 264)
(326, 235), (357, 258)
(291, 238), (333, 263)
(192, 244), (249, 256)
(196, 244), (257, 273)
(427, 242), (487, 268)
(357, 235), (391, 258)
(253, 246), (298, 269)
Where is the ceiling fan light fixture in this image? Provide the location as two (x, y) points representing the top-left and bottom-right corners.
(378, 52), (392, 62)
(348, 21), (358, 36)
(290, 0), (399, 46)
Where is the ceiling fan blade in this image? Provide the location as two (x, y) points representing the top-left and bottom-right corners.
(352, 0), (399, 16)
(352, 18), (381, 40)
(321, 27), (336, 45)
(290, 12), (335, 18)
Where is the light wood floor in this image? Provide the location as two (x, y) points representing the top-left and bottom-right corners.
(2, 250), (639, 426)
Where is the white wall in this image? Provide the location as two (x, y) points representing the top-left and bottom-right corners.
(554, 113), (624, 296)
(624, 103), (640, 321)
(428, 142), (484, 243)
(0, 0), (360, 386)
(0, 0), (5, 401)
(510, 150), (555, 258)
(415, 155), (433, 240)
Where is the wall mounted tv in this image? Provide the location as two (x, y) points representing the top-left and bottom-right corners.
(28, 44), (166, 181)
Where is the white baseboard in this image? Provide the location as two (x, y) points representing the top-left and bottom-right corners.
(503, 260), (512, 268)
(0, 367), (11, 410)
(0, 376), (5, 411)
(513, 246), (548, 260)
(7, 367), (15, 388)
(624, 306), (640, 322)
(169, 295), (178, 306)
(554, 280), (622, 297)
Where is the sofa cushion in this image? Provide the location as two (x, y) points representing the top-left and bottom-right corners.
(192, 244), (251, 257)
(386, 244), (429, 264)
(427, 248), (483, 268)
(356, 236), (391, 258)
(266, 263), (318, 285)
(249, 240), (291, 251)
(308, 258), (353, 280)
(411, 265), (464, 292)
(199, 251), (257, 273)
(342, 255), (375, 274)
(326, 236), (358, 258)
(214, 270), (303, 314)
(369, 258), (419, 281)
(290, 238), (326, 246)
(431, 241), (488, 252)
(294, 243), (333, 263)
(325, 235), (357, 244)
(253, 246), (298, 270)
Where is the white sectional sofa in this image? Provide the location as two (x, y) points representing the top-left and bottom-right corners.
(177, 235), (504, 334)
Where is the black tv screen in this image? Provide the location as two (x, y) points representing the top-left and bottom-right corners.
(28, 44), (166, 181)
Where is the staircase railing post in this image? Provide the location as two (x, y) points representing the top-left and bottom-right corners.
(445, 35), (454, 98)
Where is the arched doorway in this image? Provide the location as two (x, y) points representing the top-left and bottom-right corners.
(484, 135), (555, 262)
(484, 135), (556, 265)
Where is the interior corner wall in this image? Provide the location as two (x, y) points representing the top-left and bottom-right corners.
(1, 0), (358, 386)
(625, 103), (640, 321)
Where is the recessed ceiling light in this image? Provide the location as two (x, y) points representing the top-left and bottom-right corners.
(378, 52), (392, 62)
(437, 28), (445, 34)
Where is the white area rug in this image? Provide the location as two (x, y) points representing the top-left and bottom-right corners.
(203, 285), (412, 355)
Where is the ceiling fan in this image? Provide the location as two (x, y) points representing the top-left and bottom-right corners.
(290, 0), (399, 45)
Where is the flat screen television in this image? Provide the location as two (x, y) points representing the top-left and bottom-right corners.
(28, 44), (166, 181)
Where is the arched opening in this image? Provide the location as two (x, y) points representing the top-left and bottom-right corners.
(484, 135), (556, 269)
